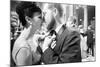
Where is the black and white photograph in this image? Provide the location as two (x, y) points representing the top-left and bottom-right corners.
(10, 0), (96, 67)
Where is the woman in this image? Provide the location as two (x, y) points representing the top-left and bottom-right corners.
(12, 2), (43, 66)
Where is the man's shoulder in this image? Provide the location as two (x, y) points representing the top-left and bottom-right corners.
(64, 28), (80, 37)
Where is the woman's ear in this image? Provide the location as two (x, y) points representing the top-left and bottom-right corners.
(25, 16), (32, 25)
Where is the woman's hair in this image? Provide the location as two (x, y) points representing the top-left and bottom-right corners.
(16, 1), (41, 27)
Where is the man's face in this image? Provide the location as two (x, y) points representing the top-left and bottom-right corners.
(42, 3), (54, 30)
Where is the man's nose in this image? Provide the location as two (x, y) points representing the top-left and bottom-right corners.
(42, 13), (45, 21)
(42, 12), (46, 23)
(42, 16), (45, 21)
(42, 12), (46, 17)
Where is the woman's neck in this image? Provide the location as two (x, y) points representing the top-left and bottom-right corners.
(26, 26), (37, 40)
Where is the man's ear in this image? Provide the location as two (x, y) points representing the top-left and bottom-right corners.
(25, 16), (32, 24)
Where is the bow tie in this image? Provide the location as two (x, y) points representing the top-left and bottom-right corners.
(81, 33), (87, 37)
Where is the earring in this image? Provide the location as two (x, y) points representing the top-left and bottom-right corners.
(29, 22), (32, 25)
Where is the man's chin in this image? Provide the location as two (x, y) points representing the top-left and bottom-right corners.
(47, 19), (56, 31)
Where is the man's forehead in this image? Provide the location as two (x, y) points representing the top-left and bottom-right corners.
(43, 3), (49, 9)
(42, 3), (52, 9)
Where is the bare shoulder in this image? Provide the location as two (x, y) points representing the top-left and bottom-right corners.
(13, 41), (32, 65)
(14, 35), (28, 47)
(12, 37), (30, 63)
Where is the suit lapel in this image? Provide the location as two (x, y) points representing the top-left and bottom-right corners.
(54, 27), (68, 54)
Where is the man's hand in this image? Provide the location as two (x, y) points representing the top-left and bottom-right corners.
(42, 34), (56, 52)
(32, 32), (48, 52)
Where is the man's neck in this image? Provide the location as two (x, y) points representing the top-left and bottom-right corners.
(55, 17), (65, 26)
(55, 18), (61, 28)
(55, 19), (64, 36)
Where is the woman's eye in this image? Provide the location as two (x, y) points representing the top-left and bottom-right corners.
(38, 16), (42, 19)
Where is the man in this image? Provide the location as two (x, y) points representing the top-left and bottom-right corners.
(86, 26), (94, 56)
(12, 2), (43, 65)
(66, 16), (79, 32)
(40, 3), (82, 64)
(79, 27), (88, 59)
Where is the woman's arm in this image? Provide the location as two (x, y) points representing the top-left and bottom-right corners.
(16, 47), (32, 66)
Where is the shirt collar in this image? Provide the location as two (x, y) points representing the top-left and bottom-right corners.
(55, 24), (64, 34)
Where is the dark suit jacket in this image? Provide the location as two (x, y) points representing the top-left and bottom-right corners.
(41, 27), (82, 64)
(86, 30), (93, 45)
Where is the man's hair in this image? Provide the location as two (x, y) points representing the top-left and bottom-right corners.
(48, 3), (63, 17)
(16, 2), (41, 27)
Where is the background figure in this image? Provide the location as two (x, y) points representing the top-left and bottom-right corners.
(86, 26), (94, 56)
(66, 16), (78, 32)
(10, 11), (19, 66)
(11, 11), (19, 52)
(79, 25), (88, 59)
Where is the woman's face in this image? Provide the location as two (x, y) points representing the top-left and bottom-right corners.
(33, 12), (42, 23)
(31, 12), (42, 29)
